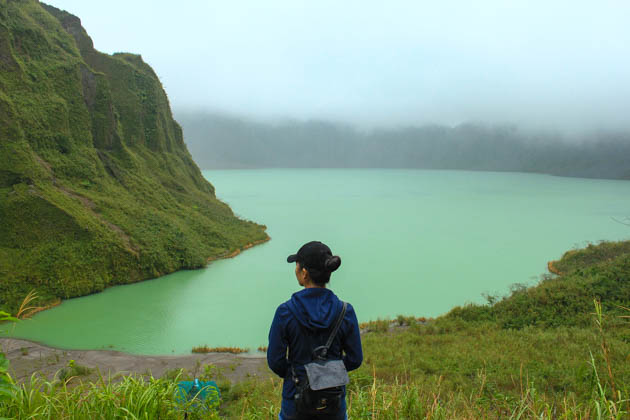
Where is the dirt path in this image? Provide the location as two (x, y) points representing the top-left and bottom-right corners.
(0, 338), (268, 384)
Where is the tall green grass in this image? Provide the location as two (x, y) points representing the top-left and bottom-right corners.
(221, 368), (630, 419)
(0, 299), (221, 419)
(0, 372), (220, 420)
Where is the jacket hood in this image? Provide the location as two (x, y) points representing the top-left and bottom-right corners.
(287, 288), (342, 331)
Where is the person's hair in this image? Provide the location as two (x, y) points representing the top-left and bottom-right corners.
(299, 256), (341, 285)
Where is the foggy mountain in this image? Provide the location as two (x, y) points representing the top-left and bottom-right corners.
(176, 111), (630, 180)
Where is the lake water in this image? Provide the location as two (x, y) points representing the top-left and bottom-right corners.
(6, 169), (630, 354)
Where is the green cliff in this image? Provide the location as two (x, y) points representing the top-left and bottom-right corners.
(0, 0), (268, 312)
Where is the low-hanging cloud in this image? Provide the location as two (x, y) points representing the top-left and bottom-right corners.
(46, 0), (630, 131)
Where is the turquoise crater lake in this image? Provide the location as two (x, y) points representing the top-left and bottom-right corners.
(6, 169), (630, 354)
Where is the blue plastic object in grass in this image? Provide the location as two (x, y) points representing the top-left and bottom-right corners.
(175, 378), (220, 408)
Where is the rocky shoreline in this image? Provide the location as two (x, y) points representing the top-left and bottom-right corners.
(0, 338), (267, 384)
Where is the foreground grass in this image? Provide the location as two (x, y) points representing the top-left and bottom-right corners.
(2, 240), (630, 418)
(0, 373), (220, 420)
(223, 320), (630, 419)
(1, 350), (628, 420)
(4, 315), (628, 419)
(227, 374), (630, 419)
(2, 321), (629, 419)
(361, 320), (630, 400)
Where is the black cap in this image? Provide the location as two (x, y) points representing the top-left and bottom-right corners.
(287, 241), (338, 271)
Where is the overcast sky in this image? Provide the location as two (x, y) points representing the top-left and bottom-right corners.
(46, 0), (630, 131)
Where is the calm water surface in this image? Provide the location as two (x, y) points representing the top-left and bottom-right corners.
(7, 170), (630, 354)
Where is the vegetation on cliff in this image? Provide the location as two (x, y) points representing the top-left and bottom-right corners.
(0, 0), (268, 312)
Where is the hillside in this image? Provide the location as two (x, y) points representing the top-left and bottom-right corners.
(0, 1), (268, 312)
(446, 239), (630, 328)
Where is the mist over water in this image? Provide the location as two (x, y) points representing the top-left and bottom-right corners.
(176, 112), (630, 179)
(7, 169), (630, 354)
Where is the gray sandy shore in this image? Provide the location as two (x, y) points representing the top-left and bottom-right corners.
(0, 338), (268, 384)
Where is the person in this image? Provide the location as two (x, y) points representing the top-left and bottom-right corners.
(267, 241), (363, 420)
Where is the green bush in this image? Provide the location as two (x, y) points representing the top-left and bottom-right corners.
(447, 241), (630, 329)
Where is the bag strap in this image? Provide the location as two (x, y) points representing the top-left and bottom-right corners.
(314, 301), (347, 360)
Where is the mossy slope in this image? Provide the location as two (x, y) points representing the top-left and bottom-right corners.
(447, 239), (630, 329)
(0, 0), (268, 311)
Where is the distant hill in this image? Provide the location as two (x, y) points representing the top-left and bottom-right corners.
(0, 1), (268, 311)
(176, 111), (630, 180)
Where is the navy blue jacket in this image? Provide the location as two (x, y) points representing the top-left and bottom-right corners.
(267, 287), (363, 400)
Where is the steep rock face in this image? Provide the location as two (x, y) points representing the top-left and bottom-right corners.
(0, 0), (268, 311)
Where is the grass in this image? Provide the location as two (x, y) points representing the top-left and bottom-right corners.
(0, 371), (221, 419)
(191, 346), (250, 355)
(446, 240), (630, 329)
(550, 241), (630, 275)
(1, 356), (628, 419)
(57, 359), (93, 382)
(223, 372), (630, 419)
(221, 319), (630, 418)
